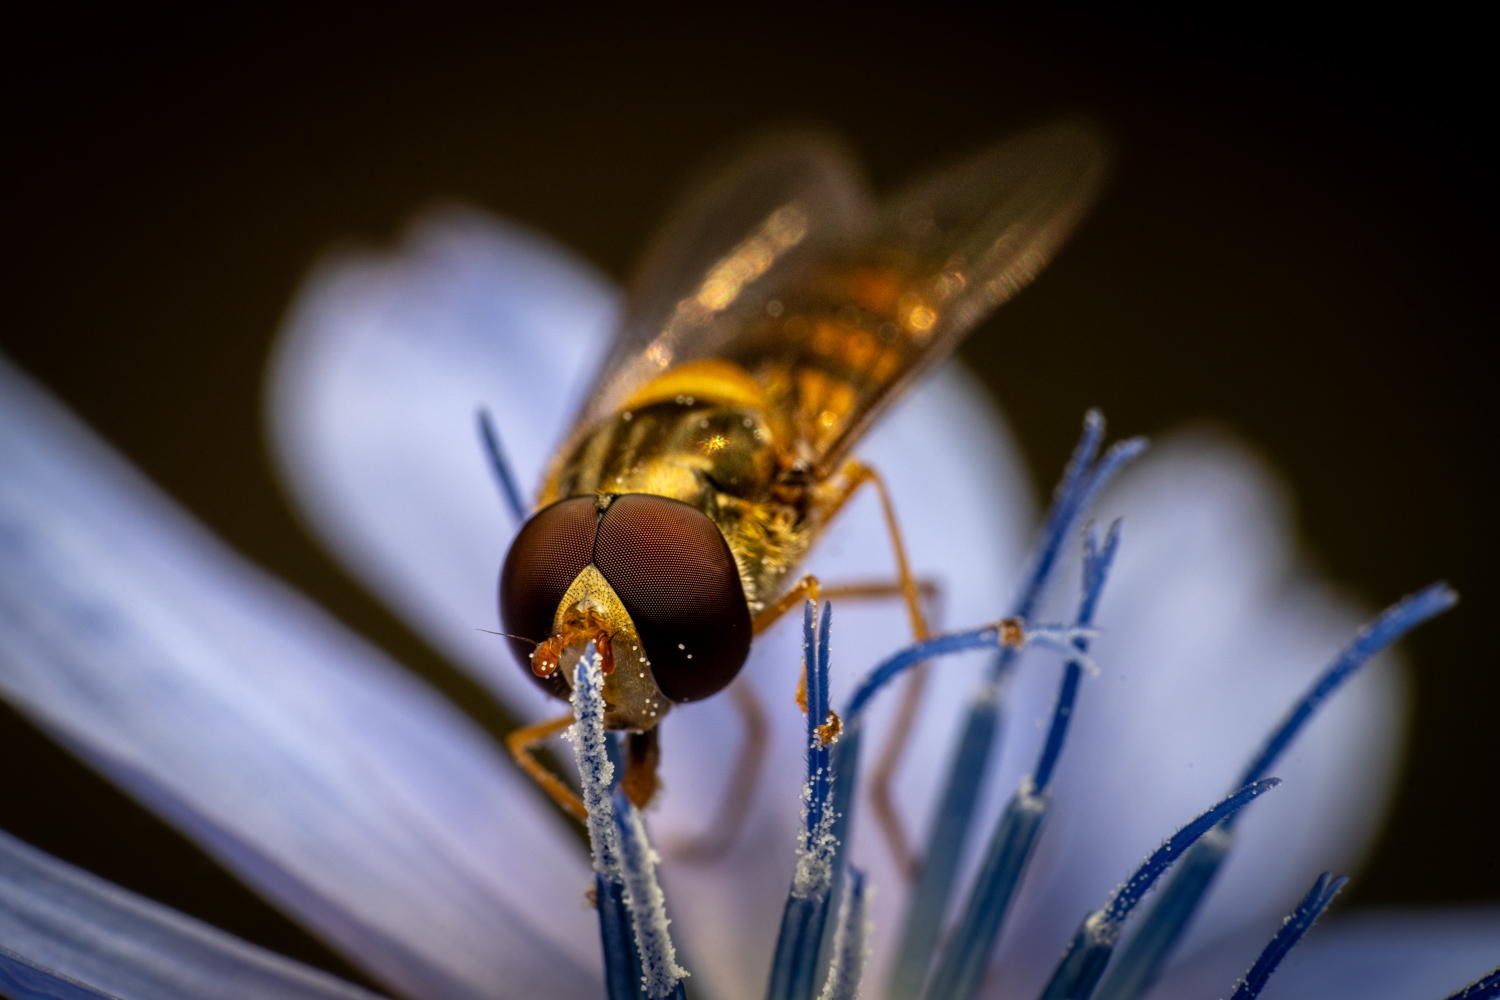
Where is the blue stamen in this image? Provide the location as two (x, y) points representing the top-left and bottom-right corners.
(768, 894), (834, 1000)
(1094, 583), (1458, 1000)
(845, 627), (1003, 719)
(869, 663), (1001, 997)
(614, 792), (688, 999)
(571, 650), (632, 996)
(920, 521), (1124, 1000)
(572, 649), (685, 999)
(920, 781), (1049, 1000)
(1033, 520), (1121, 793)
(477, 408), (527, 523)
(805, 602), (835, 845)
(1036, 779), (1280, 1000)
(886, 414), (1146, 1000)
(817, 868), (872, 1000)
(813, 716), (867, 991)
(1090, 832), (1230, 1000)
(1445, 967), (1500, 1000)
(1237, 582), (1458, 789)
(1006, 415), (1143, 634)
(1227, 872), (1346, 1000)
(768, 602), (840, 1000)
(596, 875), (643, 1000)
(1011, 409), (1107, 623)
(570, 647), (621, 878)
(1107, 779), (1279, 927)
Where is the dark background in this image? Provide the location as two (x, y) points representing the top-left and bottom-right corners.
(1, 7), (1492, 986)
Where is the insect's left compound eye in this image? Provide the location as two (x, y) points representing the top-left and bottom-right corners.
(498, 496), (600, 699)
(594, 494), (752, 703)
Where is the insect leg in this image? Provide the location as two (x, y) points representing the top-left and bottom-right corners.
(820, 578), (941, 609)
(505, 713), (587, 822)
(821, 460), (933, 881)
(821, 462), (930, 640)
(666, 678), (770, 862)
(622, 729), (661, 809)
(751, 574), (821, 634)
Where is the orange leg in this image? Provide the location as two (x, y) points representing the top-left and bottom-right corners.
(622, 729), (661, 809)
(819, 461), (933, 881)
(506, 713), (587, 823)
(752, 574), (821, 635)
(822, 579), (940, 608)
(822, 461), (931, 641)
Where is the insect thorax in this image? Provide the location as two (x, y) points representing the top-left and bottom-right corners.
(545, 396), (814, 615)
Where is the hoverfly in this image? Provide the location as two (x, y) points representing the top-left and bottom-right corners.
(498, 121), (1105, 854)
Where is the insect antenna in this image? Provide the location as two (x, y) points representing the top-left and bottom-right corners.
(476, 628), (542, 647)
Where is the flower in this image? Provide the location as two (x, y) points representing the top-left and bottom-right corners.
(1, 208), (1496, 1000)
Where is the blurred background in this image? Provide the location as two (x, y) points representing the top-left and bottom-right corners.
(1, 6), (1492, 986)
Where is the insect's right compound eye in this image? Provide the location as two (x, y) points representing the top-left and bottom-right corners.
(592, 494), (752, 704)
(498, 496), (599, 698)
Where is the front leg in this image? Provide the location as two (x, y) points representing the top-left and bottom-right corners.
(506, 713), (586, 822)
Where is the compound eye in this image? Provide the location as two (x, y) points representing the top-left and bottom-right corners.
(499, 496), (599, 698)
(595, 494), (751, 703)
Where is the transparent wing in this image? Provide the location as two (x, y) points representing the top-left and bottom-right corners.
(566, 130), (875, 439)
(798, 119), (1110, 473)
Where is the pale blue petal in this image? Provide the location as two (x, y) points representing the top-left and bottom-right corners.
(0, 356), (598, 1000)
(267, 209), (620, 719)
(0, 829), (382, 1000)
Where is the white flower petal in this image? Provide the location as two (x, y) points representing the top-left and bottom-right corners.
(0, 357), (598, 1000)
(653, 365), (1036, 999)
(267, 209), (620, 718)
(0, 828), (381, 1000)
(988, 433), (1407, 996)
(1150, 909), (1500, 1000)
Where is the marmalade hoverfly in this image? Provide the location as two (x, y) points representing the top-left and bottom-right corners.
(498, 121), (1105, 861)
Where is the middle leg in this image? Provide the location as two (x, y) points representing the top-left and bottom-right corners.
(818, 460), (935, 881)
